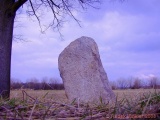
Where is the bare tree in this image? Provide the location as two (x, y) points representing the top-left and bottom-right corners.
(149, 77), (159, 89)
(11, 78), (22, 90)
(127, 76), (134, 89)
(132, 77), (141, 89)
(0, 0), (100, 98)
(110, 81), (117, 90)
(117, 78), (129, 89)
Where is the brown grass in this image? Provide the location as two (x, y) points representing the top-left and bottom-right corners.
(10, 89), (160, 102)
(10, 90), (67, 103)
(0, 89), (159, 119)
(114, 89), (160, 100)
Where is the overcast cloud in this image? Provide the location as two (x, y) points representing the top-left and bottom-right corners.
(12, 0), (160, 82)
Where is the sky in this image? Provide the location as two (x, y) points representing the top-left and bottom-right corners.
(12, 0), (160, 83)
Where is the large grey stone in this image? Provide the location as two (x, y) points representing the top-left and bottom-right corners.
(58, 36), (115, 104)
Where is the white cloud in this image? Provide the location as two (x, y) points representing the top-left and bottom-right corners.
(138, 74), (156, 80)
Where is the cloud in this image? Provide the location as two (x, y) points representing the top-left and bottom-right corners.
(12, 0), (160, 82)
(138, 74), (156, 80)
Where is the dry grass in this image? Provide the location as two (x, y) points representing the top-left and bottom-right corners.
(10, 89), (160, 102)
(114, 89), (160, 100)
(0, 89), (159, 119)
(10, 90), (67, 103)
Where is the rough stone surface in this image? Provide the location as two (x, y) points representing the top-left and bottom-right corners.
(58, 36), (115, 104)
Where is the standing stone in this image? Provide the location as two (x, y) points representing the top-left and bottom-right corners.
(58, 36), (115, 104)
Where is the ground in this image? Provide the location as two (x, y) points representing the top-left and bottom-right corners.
(0, 89), (159, 119)
(10, 89), (160, 102)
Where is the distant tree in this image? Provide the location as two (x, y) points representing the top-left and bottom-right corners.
(0, 0), (100, 98)
(41, 77), (50, 90)
(109, 81), (117, 90)
(149, 77), (159, 89)
(132, 77), (141, 89)
(11, 78), (22, 89)
(117, 78), (129, 89)
(127, 77), (134, 89)
(25, 77), (38, 89)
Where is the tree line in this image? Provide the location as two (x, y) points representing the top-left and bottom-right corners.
(110, 76), (160, 90)
(11, 76), (160, 90)
(11, 78), (64, 90)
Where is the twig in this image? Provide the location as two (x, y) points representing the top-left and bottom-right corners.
(142, 94), (151, 114)
(22, 90), (36, 102)
(28, 99), (37, 120)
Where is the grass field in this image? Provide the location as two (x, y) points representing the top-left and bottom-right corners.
(0, 89), (159, 119)
(10, 89), (160, 102)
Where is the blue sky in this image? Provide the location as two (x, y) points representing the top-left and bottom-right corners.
(12, 0), (160, 82)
